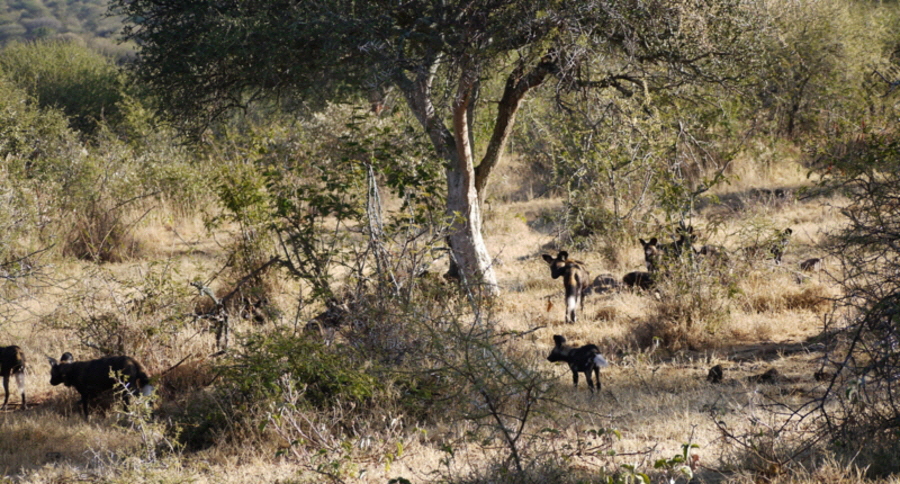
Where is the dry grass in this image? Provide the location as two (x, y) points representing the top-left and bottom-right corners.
(2, 152), (889, 483)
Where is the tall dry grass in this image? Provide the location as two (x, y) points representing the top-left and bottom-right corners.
(0, 143), (875, 484)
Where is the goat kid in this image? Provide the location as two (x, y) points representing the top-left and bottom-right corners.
(48, 352), (154, 419)
(547, 335), (609, 393)
(1, 345), (26, 409)
(542, 251), (590, 324)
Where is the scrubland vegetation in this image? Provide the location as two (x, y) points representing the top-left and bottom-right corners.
(4, 1), (900, 483)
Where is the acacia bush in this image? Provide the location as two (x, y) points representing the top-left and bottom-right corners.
(716, 129), (900, 479)
(0, 74), (80, 321)
(640, 255), (738, 350)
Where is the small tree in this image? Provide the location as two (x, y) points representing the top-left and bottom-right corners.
(114, 0), (761, 294)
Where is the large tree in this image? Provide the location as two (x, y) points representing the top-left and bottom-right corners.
(115, 0), (756, 294)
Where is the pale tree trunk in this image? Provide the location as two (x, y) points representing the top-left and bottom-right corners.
(447, 69), (499, 295)
(394, 55), (555, 296)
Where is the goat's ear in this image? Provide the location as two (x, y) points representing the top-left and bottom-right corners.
(557, 251), (569, 261)
(553, 334), (566, 347)
(784, 228), (793, 235)
(649, 237), (658, 245)
(47, 357), (57, 367)
(639, 238), (649, 247)
(541, 254), (554, 263)
(60, 352), (75, 363)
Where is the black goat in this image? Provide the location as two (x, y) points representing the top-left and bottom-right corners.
(48, 352), (153, 418)
(546, 335), (609, 393)
(1, 345), (26, 409)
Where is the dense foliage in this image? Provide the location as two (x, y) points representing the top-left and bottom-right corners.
(0, 39), (130, 134)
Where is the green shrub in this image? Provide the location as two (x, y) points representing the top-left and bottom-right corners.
(221, 333), (382, 410)
(0, 76), (78, 171)
(0, 39), (129, 135)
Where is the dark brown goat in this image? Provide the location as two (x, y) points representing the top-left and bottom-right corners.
(1, 345), (26, 409)
(546, 335), (609, 393)
(542, 251), (590, 324)
(48, 352), (153, 419)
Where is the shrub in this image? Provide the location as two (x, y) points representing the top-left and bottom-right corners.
(0, 39), (129, 135)
(813, 132), (900, 476)
(48, 260), (196, 365)
(646, 259), (738, 350)
(221, 332), (382, 410)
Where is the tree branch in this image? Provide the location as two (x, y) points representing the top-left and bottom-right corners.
(475, 54), (557, 197)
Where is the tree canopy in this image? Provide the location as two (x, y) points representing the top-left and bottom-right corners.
(115, 0), (760, 293)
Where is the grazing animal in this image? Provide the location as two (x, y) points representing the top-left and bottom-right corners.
(800, 257), (824, 272)
(622, 271), (654, 290)
(48, 352), (154, 419)
(1, 345), (26, 409)
(542, 251), (590, 324)
(546, 335), (609, 393)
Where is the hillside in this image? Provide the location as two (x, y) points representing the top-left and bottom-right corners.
(0, 0), (127, 56)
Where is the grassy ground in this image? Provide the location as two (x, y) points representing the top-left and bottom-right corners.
(0, 154), (888, 484)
